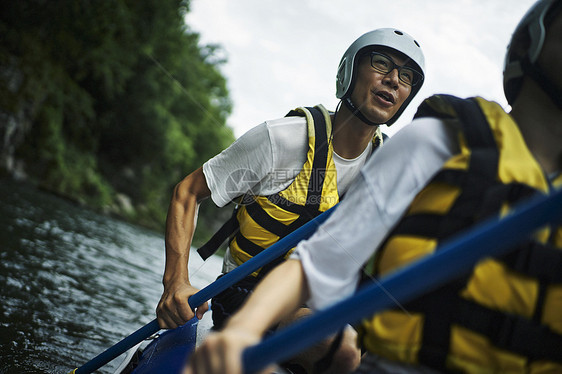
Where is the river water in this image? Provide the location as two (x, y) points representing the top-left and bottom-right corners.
(0, 179), (222, 373)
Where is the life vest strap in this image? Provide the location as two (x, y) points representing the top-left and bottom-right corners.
(233, 231), (267, 258)
(305, 106), (329, 211)
(500, 240), (562, 283)
(455, 298), (562, 363)
(266, 194), (309, 215)
(245, 201), (290, 238)
(197, 207), (239, 260)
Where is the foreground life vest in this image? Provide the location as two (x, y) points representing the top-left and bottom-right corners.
(359, 95), (562, 373)
(198, 105), (383, 276)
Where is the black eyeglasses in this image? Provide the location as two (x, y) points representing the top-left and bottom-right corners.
(369, 52), (423, 87)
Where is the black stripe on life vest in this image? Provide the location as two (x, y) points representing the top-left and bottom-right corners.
(245, 201), (289, 238)
(417, 97), (501, 368)
(455, 297), (562, 363)
(233, 232), (266, 258)
(197, 208), (239, 260)
(389, 214), (443, 238)
(265, 194), (307, 215)
(306, 106), (329, 213)
(499, 240), (562, 283)
(430, 168), (467, 186)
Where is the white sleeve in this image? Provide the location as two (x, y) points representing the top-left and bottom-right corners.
(203, 117), (309, 207)
(292, 117), (459, 310)
(203, 123), (274, 207)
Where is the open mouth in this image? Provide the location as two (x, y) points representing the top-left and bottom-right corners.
(375, 91), (395, 104)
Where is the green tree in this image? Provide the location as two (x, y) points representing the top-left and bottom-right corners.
(0, 0), (234, 235)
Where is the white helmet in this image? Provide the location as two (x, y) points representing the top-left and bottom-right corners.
(336, 28), (426, 126)
(503, 0), (562, 108)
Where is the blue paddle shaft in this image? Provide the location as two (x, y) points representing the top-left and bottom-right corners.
(243, 189), (562, 373)
(73, 206), (337, 374)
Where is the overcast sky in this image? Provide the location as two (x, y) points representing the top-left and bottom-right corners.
(185, 0), (537, 138)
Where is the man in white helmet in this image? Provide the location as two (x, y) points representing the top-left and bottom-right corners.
(158, 28), (425, 373)
(184, 0), (562, 373)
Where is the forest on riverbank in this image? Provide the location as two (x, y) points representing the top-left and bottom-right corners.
(0, 0), (235, 242)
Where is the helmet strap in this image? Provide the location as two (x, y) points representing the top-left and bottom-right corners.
(522, 57), (562, 110)
(342, 96), (382, 127)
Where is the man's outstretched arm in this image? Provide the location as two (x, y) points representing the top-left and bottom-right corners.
(157, 167), (211, 329)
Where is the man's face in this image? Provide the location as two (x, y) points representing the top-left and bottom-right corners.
(349, 49), (414, 124)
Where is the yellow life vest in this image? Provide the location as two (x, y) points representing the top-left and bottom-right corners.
(358, 95), (562, 373)
(197, 105), (383, 276)
(232, 105), (384, 276)
(230, 105), (338, 276)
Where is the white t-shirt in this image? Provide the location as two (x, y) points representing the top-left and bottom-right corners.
(291, 116), (460, 310)
(202, 113), (375, 272)
(203, 115), (374, 206)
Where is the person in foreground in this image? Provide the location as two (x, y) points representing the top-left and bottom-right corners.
(184, 0), (562, 373)
(158, 28), (425, 373)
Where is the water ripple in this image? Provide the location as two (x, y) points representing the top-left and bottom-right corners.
(0, 180), (222, 373)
